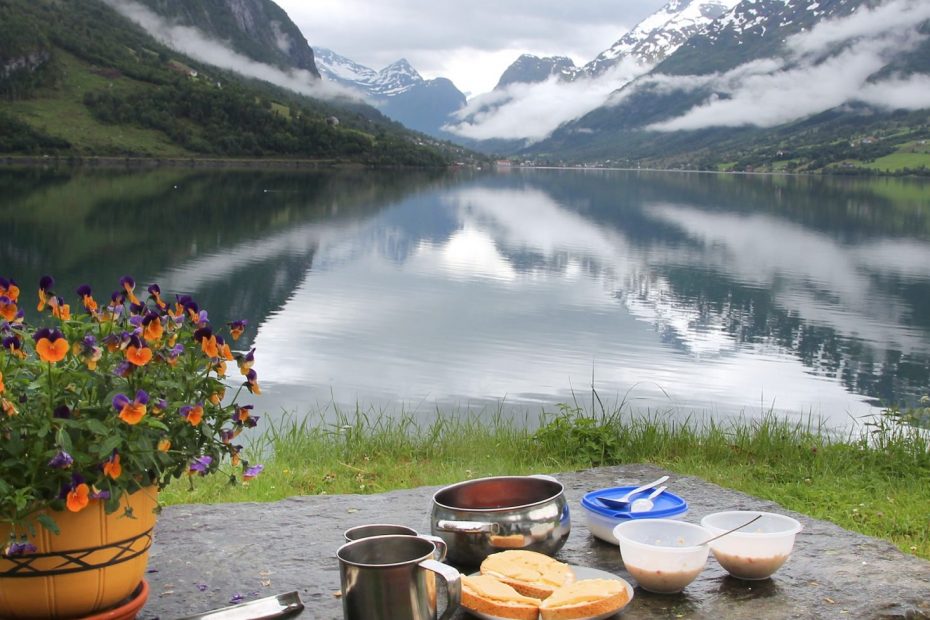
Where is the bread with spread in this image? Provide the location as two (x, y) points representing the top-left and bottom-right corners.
(479, 550), (575, 599)
(461, 574), (541, 620)
(539, 579), (631, 620)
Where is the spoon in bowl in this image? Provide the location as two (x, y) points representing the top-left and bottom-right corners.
(629, 485), (666, 513)
(698, 514), (763, 546)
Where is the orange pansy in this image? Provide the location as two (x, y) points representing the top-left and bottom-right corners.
(126, 345), (153, 366)
(66, 484), (90, 512)
(103, 454), (122, 479)
(118, 402), (146, 425)
(36, 337), (69, 363)
(201, 335), (219, 358)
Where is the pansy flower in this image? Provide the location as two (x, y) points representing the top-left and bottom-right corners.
(66, 482), (90, 513)
(236, 348), (256, 376)
(125, 335), (153, 366)
(103, 452), (122, 479)
(188, 455), (212, 475)
(180, 403), (204, 426)
(33, 327), (68, 363)
(48, 450), (73, 469)
(2, 334), (25, 359)
(120, 275), (141, 305)
(0, 277), (20, 303)
(245, 369), (261, 395)
(158, 437), (172, 452)
(89, 487), (110, 500)
(232, 405), (258, 428)
(0, 370), (4, 394)
(53, 405), (71, 419)
(194, 327), (219, 358)
(3, 539), (37, 557)
(113, 360), (133, 378)
(49, 295), (70, 320)
(148, 283), (167, 309)
(242, 464), (264, 481)
(209, 388), (226, 406)
(72, 334), (103, 370)
(1, 397), (17, 417)
(227, 319), (247, 341)
(142, 312), (164, 343)
(36, 275), (54, 312)
(151, 398), (168, 415)
(113, 390), (148, 425)
(76, 284), (98, 315)
(164, 343), (184, 367)
(216, 336), (234, 361)
(0, 295), (17, 322)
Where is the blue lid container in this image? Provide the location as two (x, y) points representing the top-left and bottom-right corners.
(581, 486), (689, 544)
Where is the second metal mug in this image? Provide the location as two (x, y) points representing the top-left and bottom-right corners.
(336, 534), (461, 620)
(343, 523), (449, 561)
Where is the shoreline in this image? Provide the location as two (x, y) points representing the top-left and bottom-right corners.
(0, 155), (391, 170)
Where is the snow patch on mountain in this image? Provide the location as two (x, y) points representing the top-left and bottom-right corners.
(586, 0), (742, 75)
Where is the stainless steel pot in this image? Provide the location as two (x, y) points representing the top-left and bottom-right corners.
(429, 475), (571, 566)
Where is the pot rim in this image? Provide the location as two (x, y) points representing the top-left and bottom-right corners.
(431, 475), (564, 512)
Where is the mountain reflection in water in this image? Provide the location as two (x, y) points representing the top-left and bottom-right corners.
(2, 166), (928, 428)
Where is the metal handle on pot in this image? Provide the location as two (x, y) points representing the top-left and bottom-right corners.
(435, 520), (500, 534)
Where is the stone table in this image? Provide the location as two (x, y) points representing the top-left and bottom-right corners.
(140, 464), (930, 619)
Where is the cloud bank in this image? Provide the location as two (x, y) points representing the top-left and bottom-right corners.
(104, 0), (361, 102)
(444, 58), (651, 142)
(646, 0), (930, 131)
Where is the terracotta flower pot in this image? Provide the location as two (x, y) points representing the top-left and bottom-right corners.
(0, 487), (157, 619)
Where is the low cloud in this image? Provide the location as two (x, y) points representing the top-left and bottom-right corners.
(104, 0), (362, 102)
(444, 58), (650, 142)
(646, 0), (930, 131)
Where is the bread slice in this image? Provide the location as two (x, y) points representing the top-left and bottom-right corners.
(461, 575), (541, 620)
(480, 550), (575, 599)
(538, 579), (631, 620)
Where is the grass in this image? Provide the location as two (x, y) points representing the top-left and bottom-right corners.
(160, 398), (930, 561)
(863, 151), (930, 172)
(6, 51), (189, 156)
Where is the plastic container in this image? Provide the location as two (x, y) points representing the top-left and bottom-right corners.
(613, 519), (710, 594)
(700, 511), (802, 580)
(581, 486), (688, 544)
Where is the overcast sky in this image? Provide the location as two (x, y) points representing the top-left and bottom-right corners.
(272, 0), (669, 96)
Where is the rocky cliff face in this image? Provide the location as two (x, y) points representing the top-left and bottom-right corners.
(495, 54), (582, 88)
(135, 0), (319, 76)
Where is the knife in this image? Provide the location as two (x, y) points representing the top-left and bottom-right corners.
(175, 591), (304, 620)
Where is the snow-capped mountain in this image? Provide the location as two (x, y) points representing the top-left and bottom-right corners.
(315, 48), (466, 139)
(585, 0), (741, 75)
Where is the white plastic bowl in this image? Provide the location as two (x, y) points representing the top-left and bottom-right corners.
(613, 519), (710, 594)
(700, 511), (803, 580)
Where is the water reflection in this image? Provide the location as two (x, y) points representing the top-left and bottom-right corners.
(2, 167), (928, 427)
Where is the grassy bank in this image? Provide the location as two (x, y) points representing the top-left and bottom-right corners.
(160, 401), (930, 561)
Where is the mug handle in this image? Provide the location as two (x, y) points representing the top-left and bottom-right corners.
(419, 558), (461, 620)
(419, 534), (448, 562)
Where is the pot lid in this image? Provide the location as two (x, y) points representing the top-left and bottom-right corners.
(581, 486), (687, 519)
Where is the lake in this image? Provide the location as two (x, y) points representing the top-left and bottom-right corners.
(3, 165), (929, 429)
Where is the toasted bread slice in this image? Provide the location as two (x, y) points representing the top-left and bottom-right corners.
(461, 575), (541, 620)
(539, 579), (631, 620)
(480, 550), (575, 599)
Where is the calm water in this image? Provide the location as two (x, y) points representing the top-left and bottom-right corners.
(3, 166), (929, 428)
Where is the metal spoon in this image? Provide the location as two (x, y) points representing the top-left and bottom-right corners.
(698, 514), (763, 546)
(630, 485), (666, 513)
(596, 475), (669, 509)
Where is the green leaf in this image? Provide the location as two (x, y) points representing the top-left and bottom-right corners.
(37, 514), (60, 535)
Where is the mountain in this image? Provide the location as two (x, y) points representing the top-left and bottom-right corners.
(495, 54), (582, 88)
(0, 0), (462, 165)
(133, 0), (319, 76)
(585, 0), (741, 75)
(520, 0), (930, 174)
(314, 48), (467, 140)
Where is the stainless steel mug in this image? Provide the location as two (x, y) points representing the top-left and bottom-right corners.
(336, 534), (461, 620)
(343, 524), (449, 561)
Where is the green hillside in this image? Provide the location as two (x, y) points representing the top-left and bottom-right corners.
(0, 0), (456, 165)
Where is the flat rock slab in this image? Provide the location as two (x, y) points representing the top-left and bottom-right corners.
(141, 464), (930, 619)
